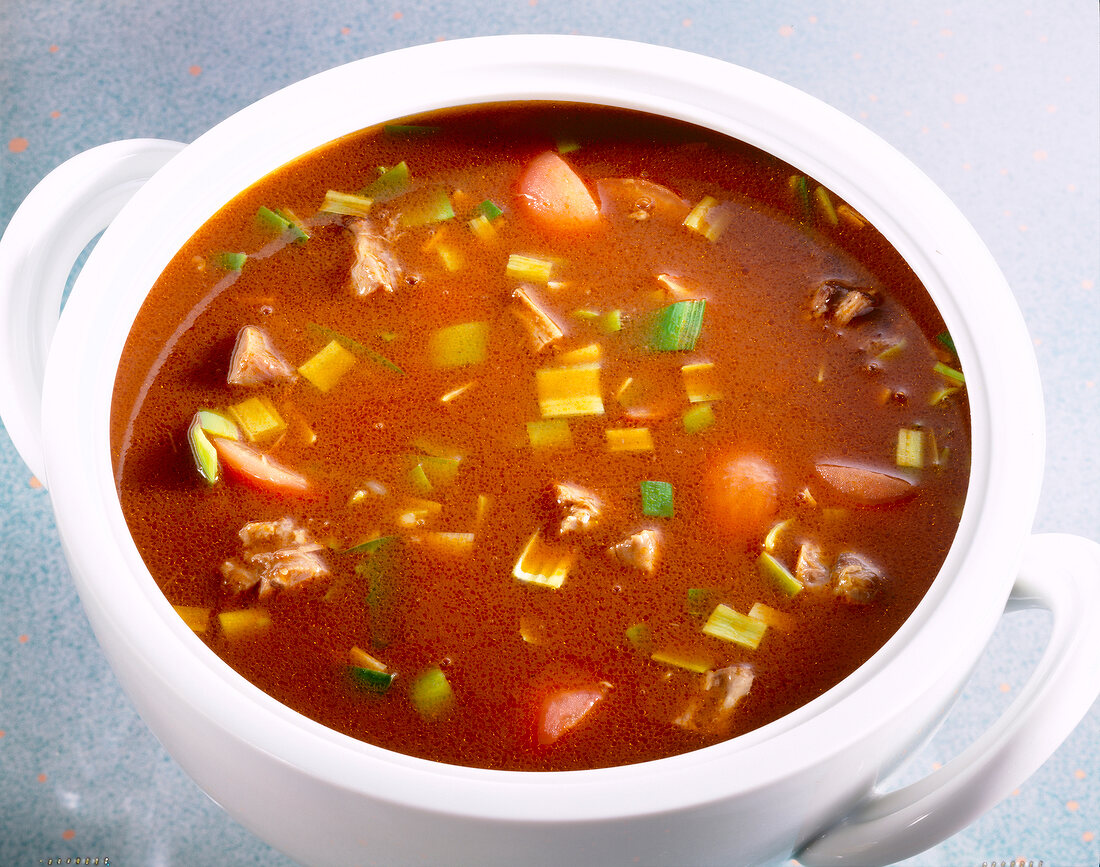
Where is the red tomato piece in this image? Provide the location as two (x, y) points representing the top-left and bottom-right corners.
(515, 151), (601, 233)
(211, 437), (311, 495)
(536, 683), (609, 746)
(704, 454), (780, 540)
(815, 462), (916, 506)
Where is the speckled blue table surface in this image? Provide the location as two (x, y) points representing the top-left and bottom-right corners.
(1, 2), (1097, 865)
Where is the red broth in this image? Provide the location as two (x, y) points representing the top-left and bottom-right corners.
(110, 103), (970, 771)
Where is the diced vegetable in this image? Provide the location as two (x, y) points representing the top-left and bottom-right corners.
(814, 186), (839, 227)
(349, 645), (389, 671)
(506, 253), (554, 283)
(557, 343), (601, 365)
(536, 682), (609, 746)
(256, 206), (308, 241)
(640, 480), (674, 518)
(218, 608), (271, 637)
(298, 339), (357, 392)
(624, 623), (653, 653)
(210, 436), (311, 495)
(686, 588), (712, 618)
(306, 323), (403, 375)
(536, 362), (604, 418)
(515, 151), (601, 233)
(384, 123), (441, 137)
(348, 665), (396, 694)
(419, 454), (462, 487)
(527, 418), (573, 449)
(703, 603), (768, 650)
(815, 461), (916, 505)
(215, 251), (247, 271)
(319, 190), (374, 217)
(228, 396), (286, 442)
(410, 667), (454, 719)
(933, 361), (965, 385)
(397, 186), (455, 227)
(683, 195), (732, 241)
(650, 649), (712, 674)
(188, 416), (221, 485)
(758, 552), (803, 597)
(763, 519), (790, 552)
(789, 175), (812, 221)
(513, 531), (572, 589)
(468, 213), (498, 242)
(430, 321), (489, 368)
(649, 300), (706, 351)
(363, 536), (402, 649)
(173, 605), (210, 633)
(407, 461), (432, 494)
(395, 498), (442, 529)
(363, 161), (410, 201)
(682, 402), (716, 434)
(896, 428), (925, 469)
(476, 199), (504, 220)
(747, 602), (794, 632)
(606, 427), (654, 452)
(681, 362), (722, 403)
(936, 331), (957, 354)
(416, 532), (476, 555)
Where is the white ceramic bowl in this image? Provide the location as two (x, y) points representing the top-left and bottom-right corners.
(2, 36), (1098, 867)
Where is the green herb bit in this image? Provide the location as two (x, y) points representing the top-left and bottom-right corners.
(306, 323), (403, 375)
(702, 603), (767, 650)
(214, 251), (247, 272)
(363, 161), (410, 201)
(640, 480), (674, 518)
(384, 123), (442, 137)
(789, 175), (812, 221)
(686, 588), (712, 618)
(649, 300), (706, 352)
(758, 552), (803, 597)
(410, 667), (454, 719)
(342, 535), (398, 556)
(933, 361), (965, 385)
(936, 331), (957, 355)
(476, 199), (504, 221)
(348, 665), (396, 694)
(682, 402), (716, 434)
(555, 136), (581, 154)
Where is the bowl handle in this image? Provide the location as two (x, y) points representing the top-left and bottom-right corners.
(797, 532), (1100, 866)
(0, 139), (185, 485)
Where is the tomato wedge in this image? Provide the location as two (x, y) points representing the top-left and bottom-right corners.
(515, 151), (601, 234)
(210, 436), (311, 495)
(815, 462), (915, 506)
(536, 682), (609, 746)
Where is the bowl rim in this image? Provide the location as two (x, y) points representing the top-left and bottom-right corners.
(41, 34), (1043, 821)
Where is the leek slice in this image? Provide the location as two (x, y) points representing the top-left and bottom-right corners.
(173, 605), (210, 633)
(814, 186), (839, 227)
(933, 361), (965, 385)
(650, 649), (712, 674)
(748, 602), (794, 632)
(397, 186), (455, 227)
(306, 323), (403, 375)
(506, 253), (554, 283)
(683, 195), (732, 241)
(476, 199), (504, 220)
(681, 362), (722, 403)
(758, 552), (803, 597)
(468, 213), (498, 242)
(417, 532), (476, 555)
(188, 418), (220, 485)
(218, 608), (271, 637)
(896, 428), (925, 468)
(411, 667), (454, 719)
(362, 536), (402, 649)
(606, 428), (654, 452)
(512, 531), (572, 589)
(298, 339), (357, 392)
(215, 251), (247, 271)
(556, 343), (601, 365)
(640, 480), (674, 518)
(430, 321), (489, 368)
(649, 300), (705, 351)
(702, 604), (767, 650)
(536, 362), (604, 418)
(384, 123), (441, 137)
(789, 175), (812, 221)
(625, 623), (653, 653)
(682, 402), (716, 434)
(228, 396), (286, 442)
(527, 418), (573, 449)
(319, 190), (373, 217)
(363, 161), (410, 201)
(348, 665), (396, 694)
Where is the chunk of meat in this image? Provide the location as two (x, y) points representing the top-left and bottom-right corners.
(349, 218), (402, 296)
(607, 529), (660, 574)
(511, 287), (564, 353)
(809, 280), (878, 326)
(672, 664), (755, 735)
(536, 682), (610, 746)
(220, 517), (329, 598)
(227, 325), (296, 386)
(545, 482), (602, 536)
(815, 462), (915, 506)
(596, 177), (692, 223)
(210, 436), (311, 495)
(794, 541), (830, 586)
(703, 454), (781, 540)
(516, 152), (601, 234)
(831, 552), (884, 603)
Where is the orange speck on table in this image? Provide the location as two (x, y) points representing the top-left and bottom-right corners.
(9, 137), (29, 153)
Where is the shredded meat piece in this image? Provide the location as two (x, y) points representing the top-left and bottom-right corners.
(608, 529), (660, 574)
(220, 517), (329, 598)
(831, 552), (884, 603)
(349, 218), (402, 296)
(794, 541), (830, 586)
(672, 663), (755, 734)
(545, 482), (602, 536)
(227, 325), (296, 386)
(511, 287), (564, 353)
(809, 280), (878, 326)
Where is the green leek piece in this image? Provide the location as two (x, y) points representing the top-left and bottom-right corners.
(758, 552), (803, 597)
(897, 428), (925, 469)
(506, 253), (554, 283)
(411, 666), (454, 719)
(814, 186), (839, 227)
(683, 195), (732, 241)
(348, 665), (396, 694)
(650, 649), (712, 674)
(306, 323), (403, 375)
(933, 361), (965, 385)
(384, 123), (442, 137)
(319, 190), (374, 218)
(649, 300), (706, 351)
(555, 136), (581, 154)
(363, 161), (410, 201)
(536, 362), (604, 418)
(343, 535), (398, 556)
(215, 251), (247, 271)
(874, 339), (908, 362)
(789, 175), (812, 221)
(512, 531), (572, 589)
(703, 603), (767, 650)
(436, 244), (462, 272)
(397, 186), (455, 227)
(188, 416), (220, 485)
(606, 428), (654, 452)
(929, 386), (960, 406)
(218, 608), (271, 637)
(228, 396), (286, 442)
(527, 418), (573, 449)
(362, 536), (402, 649)
(682, 402), (716, 435)
(681, 362), (722, 403)
(686, 588), (711, 618)
(419, 454), (462, 487)
(430, 321), (489, 368)
(196, 409), (239, 440)
(936, 332), (957, 355)
(298, 339), (357, 392)
(625, 623), (652, 653)
(256, 206), (308, 241)
(476, 199), (504, 220)
(408, 462), (433, 495)
(640, 480), (674, 518)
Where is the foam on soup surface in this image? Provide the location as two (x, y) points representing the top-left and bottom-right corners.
(111, 103), (970, 771)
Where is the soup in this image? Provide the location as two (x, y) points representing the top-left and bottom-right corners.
(110, 103), (970, 772)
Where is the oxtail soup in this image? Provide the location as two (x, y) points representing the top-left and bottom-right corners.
(111, 103), (970, 772)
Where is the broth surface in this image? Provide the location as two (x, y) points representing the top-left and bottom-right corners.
(112, 103), (970, 771)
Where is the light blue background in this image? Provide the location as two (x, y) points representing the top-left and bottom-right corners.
(1, 2), (1096, 865)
